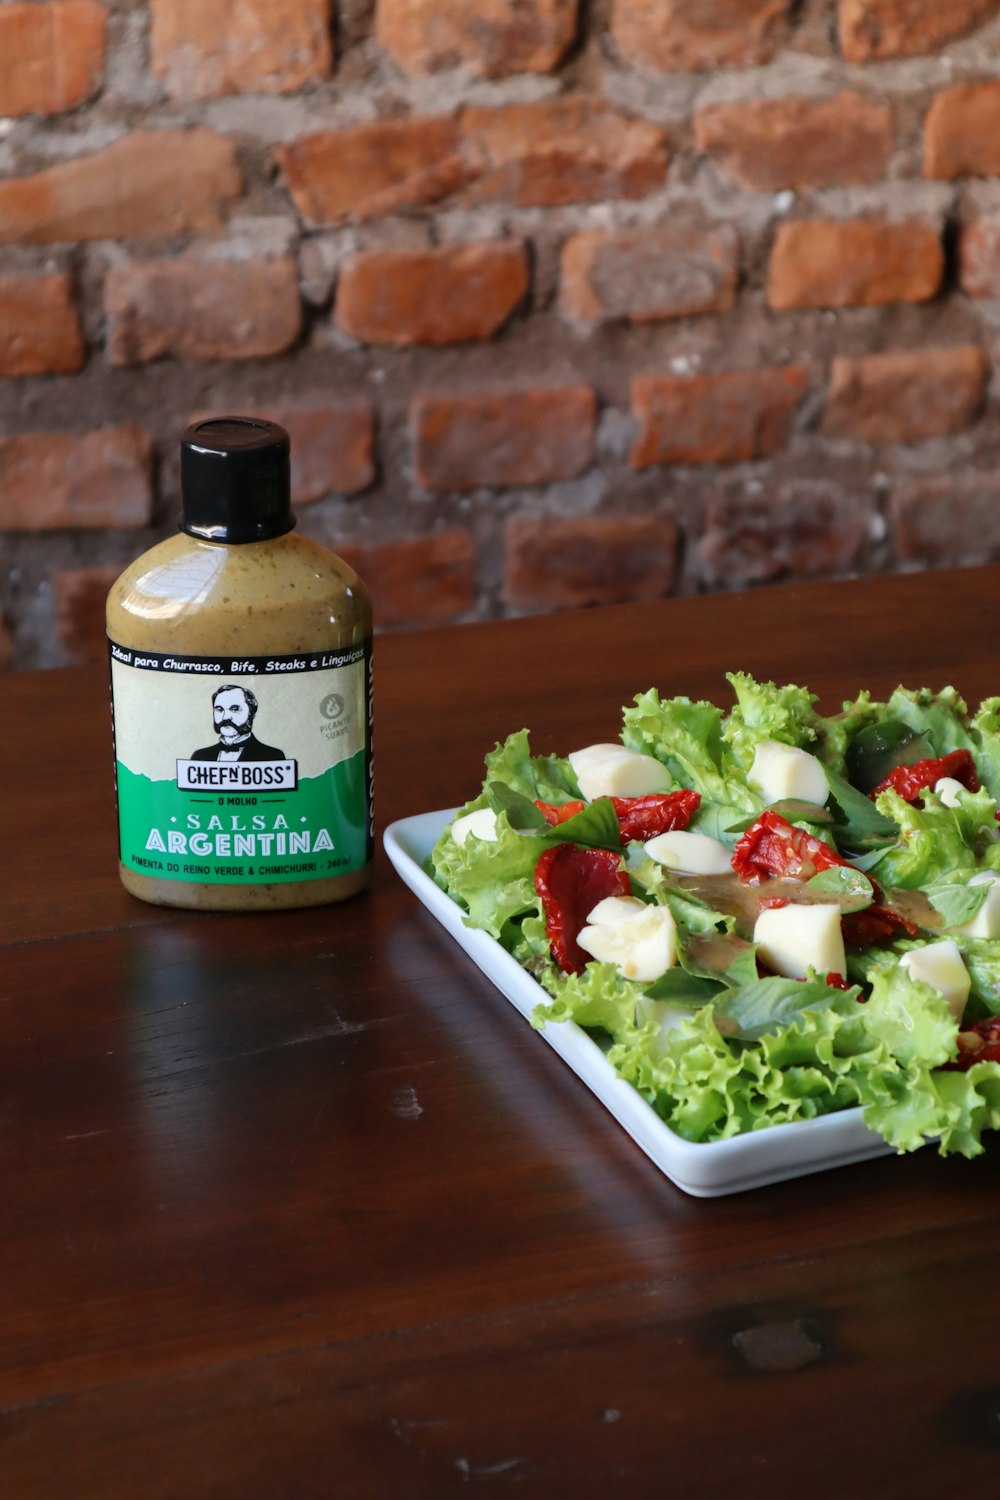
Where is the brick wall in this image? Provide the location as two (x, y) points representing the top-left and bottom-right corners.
(3, 0), (1000, 669)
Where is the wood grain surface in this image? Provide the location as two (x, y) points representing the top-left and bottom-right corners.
(5, 566), (1000, 1497)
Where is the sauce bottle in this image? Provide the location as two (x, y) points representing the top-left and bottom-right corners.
(106, 417), (373, 910)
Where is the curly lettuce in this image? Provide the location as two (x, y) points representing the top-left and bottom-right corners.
(868, 785), (1000, 888)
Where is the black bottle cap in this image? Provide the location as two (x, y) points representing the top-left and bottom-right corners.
(180, 417), (295, 543)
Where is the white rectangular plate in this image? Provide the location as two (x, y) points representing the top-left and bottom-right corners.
(384, 810), (895, 1197)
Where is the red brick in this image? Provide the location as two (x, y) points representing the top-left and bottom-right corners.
(52, 566), (120, 665)
(838, 0), (999, 62)
(337, 532), (476, 626)
(560, 225), (739, 326)
(924, 83), (1000, 180)
(0, 426), (152, 530)
(695, 92), (892, 192)
(375, 0), (577, 77)
(412, 386), (595, 491)
(461, 97), (668, 207)
(0, 1), (106, 117)
(698, 480), (867, 587)
(196, 401), (374, 500)
(821, 347), (987, 444)
(768, 219), (943, 310)
(275, 401), (375, 500)
(612, 0), (792, 72)
(278, 100), (668, 223)
(335, 242), (528, 346)
(503, 515), (679, 610)
(631, 367), (808, 468)
(151, 0), (332, 101)
(0, 272), (84, 376)
(277, 117), (469, 225)
(0, 130), (241, 246)
(890, 475), (1000, 563)
(105, 258), (301, 365)
(959, 216), (1000, 298)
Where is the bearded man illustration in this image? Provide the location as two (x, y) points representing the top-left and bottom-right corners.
(190, 685), (286, 762)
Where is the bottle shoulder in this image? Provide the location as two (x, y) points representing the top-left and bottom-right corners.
(106, 531), (371, 651)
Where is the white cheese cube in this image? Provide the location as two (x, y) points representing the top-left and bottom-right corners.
(934, 776), (966, 808)
(753, 902), (846, 981)
(635, 995), (694, 1058)
(577, 895), (678, 983)
(899, 939), (970, 1023)
(567, 743), (672, 801)
(451, 807), (499, 847)
(645, 829), (733, 874)
(748, 738), (829, 808)
(957, 873), (1000, 939)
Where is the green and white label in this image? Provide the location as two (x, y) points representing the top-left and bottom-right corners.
(109, 639), (373, 885)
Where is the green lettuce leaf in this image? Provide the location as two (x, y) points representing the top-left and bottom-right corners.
(860, 962), (957, 1068)
(723, 671), (874, 770)
(486, 781), (548, 831)
(822, 764), (899, 848)
(950, 937), (1000, 1021)
(633, 859), (734, 932)
(484, 729), (580, 803)
(882, 685), (975, 757)
(430, 809), (540, 941)
(860, 1061), (1000, 1157)
(925, 882), (990, 930)
(609, 1000), (880, 1143)
(542, 797), (622, 852)
(622, 689), (754, 817)
(629, 862), (757, 987)
(642, 970), (725, 1004)
(534, 960), (643, 1038)
(635, 997), (707, 1062)
(712, 973), (863, 1042)
(844, 718), (933, 796)
(724, 799), (836, 834)
(868, 786), (999, 889)
(486, 782), (623, 852)
(968, 697), (1000, 801)
(722, 672), (825, 766)
(806, 864), (874, 911)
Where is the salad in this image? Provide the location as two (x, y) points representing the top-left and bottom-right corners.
(428, 674), (1000, 1158)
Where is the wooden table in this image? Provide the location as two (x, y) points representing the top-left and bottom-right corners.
(6, 565), (1000, 1497)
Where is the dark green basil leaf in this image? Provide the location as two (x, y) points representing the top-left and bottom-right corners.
(806, 864), (874, 912)
(487, 781), (548, 830)
(545, 797), (623, 852)
(823, 765), (899, 846)
(926, 882), (991, 929)
(643, 971), (723, 1003)
(712, 974), (860, 1042)
(845, 719), (933, 795)
(723, 799), (835, 834)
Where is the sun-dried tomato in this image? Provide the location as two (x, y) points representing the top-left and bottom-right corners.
(731, 810), (849, 884)
(842, 904), (918, 949)
(535, 790), (700, 844)
(868, 748), (979, 803)
(534, 844), (631, 974)
(610, 790), (701, 843)
(535, 799), (586, 826)
(733, 810), (912, 954)
(949, 1016), (1000, 1071)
